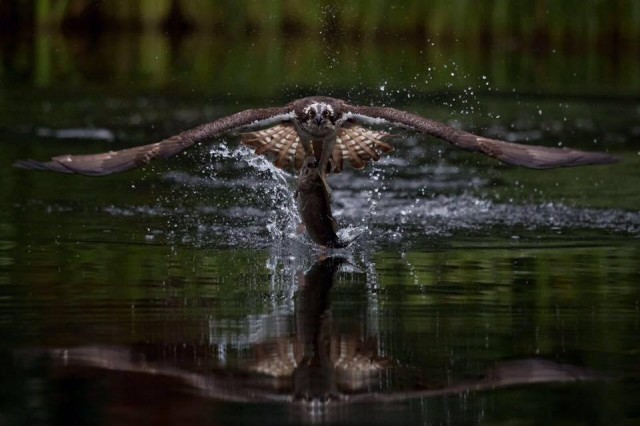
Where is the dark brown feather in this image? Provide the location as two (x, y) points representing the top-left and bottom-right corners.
(345, 104), (617, 169)
(14, 107), (291, 176)
(14, 97), (617, 176)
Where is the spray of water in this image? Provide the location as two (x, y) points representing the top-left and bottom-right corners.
(208, 143), (301, 244)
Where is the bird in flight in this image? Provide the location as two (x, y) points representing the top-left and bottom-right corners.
(15, 96), (616, 179)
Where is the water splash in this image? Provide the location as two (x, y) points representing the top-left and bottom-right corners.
(206, 143), (302, 245)
(97, 136), (640, 250)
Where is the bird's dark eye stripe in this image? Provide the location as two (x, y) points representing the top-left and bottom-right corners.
(308, 109), (316, 117)
(323, 110), (330, 117)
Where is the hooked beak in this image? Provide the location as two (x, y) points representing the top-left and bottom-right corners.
(314, 116), (323, 126)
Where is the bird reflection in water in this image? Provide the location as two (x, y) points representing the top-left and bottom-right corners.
(243, 256), (389, 406)
(33, 256), (605, 420)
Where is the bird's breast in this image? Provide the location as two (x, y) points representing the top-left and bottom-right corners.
(294, 120), (337, 141)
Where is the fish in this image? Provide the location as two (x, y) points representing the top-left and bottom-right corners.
(296, 156), (351, 248)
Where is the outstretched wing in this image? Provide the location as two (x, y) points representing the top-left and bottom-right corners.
(240, 123), (306, 170)
(241, 123), (394, 174)
(343, 104), (617, 169)
(331, 123), (394, 172)
(14, 107), (293, 176)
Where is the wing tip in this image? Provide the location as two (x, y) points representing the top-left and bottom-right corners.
(13, 158), (122, 176)
(591, 153), (619, 166)
(495, 141), (621, 169)
(13, 159), (74, 174)
(550, 150), (619, 169)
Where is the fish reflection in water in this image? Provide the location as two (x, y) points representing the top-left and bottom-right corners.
(26, 256), (606, 419)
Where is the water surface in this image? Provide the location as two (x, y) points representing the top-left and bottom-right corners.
(1, 33), (639, 425)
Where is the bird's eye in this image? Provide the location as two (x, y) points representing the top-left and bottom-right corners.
(322, 110), (330, 118)
(308, 109), (316, 118)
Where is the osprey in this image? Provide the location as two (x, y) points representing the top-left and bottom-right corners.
(15, 96), (616, 177)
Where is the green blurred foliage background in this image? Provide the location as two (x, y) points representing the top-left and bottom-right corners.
(2, 0), (639, 46)
(2, 1), (640, 98)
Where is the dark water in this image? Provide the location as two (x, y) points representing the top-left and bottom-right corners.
(1, 33), (640, 425)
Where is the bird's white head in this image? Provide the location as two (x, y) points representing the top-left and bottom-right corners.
(295, 99), (343, 139)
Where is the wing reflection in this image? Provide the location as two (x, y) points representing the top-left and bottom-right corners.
(243, 256), (391, 402)
(31, 256), (606, 415)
